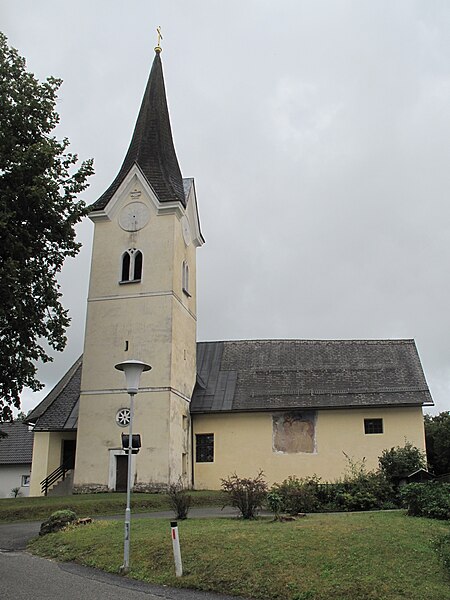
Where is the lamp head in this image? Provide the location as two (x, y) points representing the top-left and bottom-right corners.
(115, 360), (151, 394)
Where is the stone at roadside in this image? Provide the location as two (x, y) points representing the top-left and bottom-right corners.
(39, 509), (77, 536)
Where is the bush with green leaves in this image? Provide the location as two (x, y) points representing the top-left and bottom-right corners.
(270, 476), (320, 515)
(221, 471), (268, 519)
(266, 490), (284, 519)
(167, 478), (191, 520)
(269, 456), (395, 516)
(400, 482), (450, 520)
(379, 442), (427, 484)
(334, 455), (395, 511)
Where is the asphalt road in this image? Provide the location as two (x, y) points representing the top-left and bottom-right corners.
(0, 509), (249, 600)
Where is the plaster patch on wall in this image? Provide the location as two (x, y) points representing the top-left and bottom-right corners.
(272, 411), (316, 454)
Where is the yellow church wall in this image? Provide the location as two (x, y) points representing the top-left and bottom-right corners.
(193, 407), (426, 489)
(29, 431), (77, 496)
(73, 390), (190, 491)
(88, 180), (176, 301)
(169, 300), (197, 400)
(168, 207), (198, 399)
(74, 172), (200, 491)
(173, 212), (197, 308)
(169, 392), (192, 486)
(81, 295), (173, 392)
(81, 177), (198, 397)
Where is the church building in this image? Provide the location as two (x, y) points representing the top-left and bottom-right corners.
(26, 47), (433, 496)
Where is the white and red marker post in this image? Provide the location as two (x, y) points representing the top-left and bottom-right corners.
(170, 521), (183, 577)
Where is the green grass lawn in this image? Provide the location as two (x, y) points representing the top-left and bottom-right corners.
(29, 511), (450, 600)
(0, 490), (223, 522)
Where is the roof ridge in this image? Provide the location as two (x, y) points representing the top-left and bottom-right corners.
(249, 387), (430, 397)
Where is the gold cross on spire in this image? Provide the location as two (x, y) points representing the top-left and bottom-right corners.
(155, 26), (163, 53)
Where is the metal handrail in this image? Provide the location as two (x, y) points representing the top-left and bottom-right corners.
(40, 461), (72, 496)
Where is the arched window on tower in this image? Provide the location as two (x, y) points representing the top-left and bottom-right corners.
(120, 249), (143, 284)
(134, 250), (143, 280)
(121, 251), (131, 282)
(182, 260), (190, 296)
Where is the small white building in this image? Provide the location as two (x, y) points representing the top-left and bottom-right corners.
(0, 421), (34, 497)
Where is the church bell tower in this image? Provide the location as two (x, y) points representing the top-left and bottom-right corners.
(73, 46), (204, 492)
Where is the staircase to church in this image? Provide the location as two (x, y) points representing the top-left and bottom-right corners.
(40, 462), (74, 496)
(47, 471), (74, 496)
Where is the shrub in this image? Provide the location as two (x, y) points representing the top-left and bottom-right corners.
(269, 459), (396, 515)
(379, 442), (427, 484)
(10, 486), (22, 498)
(266, 490), (284, 519)
(221, 471), (268, 519)
(270, 476), (320, 515)
(167, 478), (191, 520)
(39, 509), (77, 536)
(400, 482), (450, 520)
(332, 455), (395, 511)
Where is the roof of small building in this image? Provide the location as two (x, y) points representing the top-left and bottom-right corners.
(190, 339), (433, 413)
(26, 356), (82, 431)
(91, 50), (185, 211)
(26, 339), (432, 431)
(0, 421), (34, 464)
(406, 468), (435, 481)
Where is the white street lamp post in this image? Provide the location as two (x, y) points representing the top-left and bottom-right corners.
(115, 359), (151, 575)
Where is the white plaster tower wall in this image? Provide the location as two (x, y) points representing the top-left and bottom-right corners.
(73, 49), (203, 492)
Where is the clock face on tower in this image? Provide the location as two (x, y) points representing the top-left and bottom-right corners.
(181, 216), (191, 246)
(119, 202), (150, 232)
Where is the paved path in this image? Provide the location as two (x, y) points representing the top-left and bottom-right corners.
(0, 508), (250, 600)
(0, 551), (248, 600)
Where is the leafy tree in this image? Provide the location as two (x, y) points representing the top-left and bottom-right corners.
(425, 412), (450, 476)
(378, 442), (426, 483)
(0, 33), (93, 420)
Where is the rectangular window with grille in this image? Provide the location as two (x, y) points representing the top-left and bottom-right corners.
(364, 418), (383, 434)
(196, 433), (214, 462)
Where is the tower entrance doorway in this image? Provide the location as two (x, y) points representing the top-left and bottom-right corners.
(115, 455), (128, 492)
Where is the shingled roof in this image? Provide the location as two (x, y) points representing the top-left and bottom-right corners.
(91, 50), (185, 211)
(26, 357), (81, 431)
(26, 339), (432, 430)
(0, 421), (34, 464)
(191, 339), (433, 413)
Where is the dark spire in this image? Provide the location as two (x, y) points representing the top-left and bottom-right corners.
(91, 51), (185, 210)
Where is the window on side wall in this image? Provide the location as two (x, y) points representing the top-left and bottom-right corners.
(21, 475), (30, 486)
(182, 261), (191, 297)
(196, 433), (214, 462)
(364, 418), (383, 434)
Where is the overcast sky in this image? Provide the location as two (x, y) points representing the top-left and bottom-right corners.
(3, 1), (450, 415)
